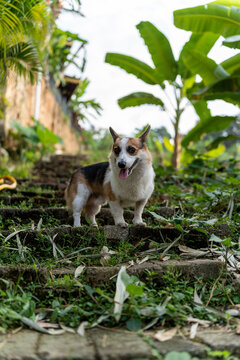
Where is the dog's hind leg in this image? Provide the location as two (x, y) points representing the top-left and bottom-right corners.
(72, 184), (90, 227)
(84, 203), (101, 227)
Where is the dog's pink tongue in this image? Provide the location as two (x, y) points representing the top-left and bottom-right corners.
(119, 168), (129, 179)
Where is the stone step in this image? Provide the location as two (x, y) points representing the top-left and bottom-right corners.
(1, 223), (209, 253)
(0, 328), (239, 360)
(0, 196), (65, 207)
(0, 259), (224, 287)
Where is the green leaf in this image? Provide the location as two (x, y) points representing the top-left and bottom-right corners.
(174, 4), (240, 38)
(182, 116), (237, 147)
(223, 34), (240, 49)
(179, 33), (219, 78)
(210, 0), (240, 7)
(148, 211), (168, 222)
(203, 144), (226, 158)
(126, 318), (142, 331)
(206, 135), (240, 150)
(222, 237), (232, 247)
(203, 91), (240, 106)
(35, 124), (60, 146)
(118, 92), (164, 109)
(193, 100), (211, 120)
(105, 53), (159, 85)
(183, 50), (229, 86)
(163, 137), (174, 152)
(221, 53), (240, 74)
(126, 283), (144, 296)
(136, 21), (177, 81)
(182, 76), (196, 96)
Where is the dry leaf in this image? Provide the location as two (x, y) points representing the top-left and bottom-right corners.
(136, 256), (149, 265)
(187, 317), (210, 327)
(100, 246), (111, 266)
(77, 321), (88, 336)
(190, 323), (198, 339)
(36, 322), (59, 329)
(74, 265), (85, 278)
(179, 245), (208, 258)
(194, 288), (203, 305)
(226, 309), (240, 317)
(153, 327), (177, 342)
(114, 266), (130, 322)
(162, 256), (170, 261)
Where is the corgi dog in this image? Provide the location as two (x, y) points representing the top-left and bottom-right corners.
(65, 125), (155, 227)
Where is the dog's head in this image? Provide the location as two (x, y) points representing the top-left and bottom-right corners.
(109, 125), (152, 179)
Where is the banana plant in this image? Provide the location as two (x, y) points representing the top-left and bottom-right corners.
(174, 0), (240, 148)
(105, 21), (229, 168)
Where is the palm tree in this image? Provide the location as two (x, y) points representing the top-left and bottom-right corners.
(0, 0), (49, 84)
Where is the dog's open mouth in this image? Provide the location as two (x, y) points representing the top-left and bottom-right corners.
(119, 158), (139, 179)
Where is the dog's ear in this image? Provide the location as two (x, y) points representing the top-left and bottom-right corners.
(109, 127), (120, 142)
(138, 125), (151, 144)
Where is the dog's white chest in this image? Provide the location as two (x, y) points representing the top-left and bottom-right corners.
(110, 166), (154, 205)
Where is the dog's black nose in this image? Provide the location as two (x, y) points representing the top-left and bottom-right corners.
(118, 161), (126, 169)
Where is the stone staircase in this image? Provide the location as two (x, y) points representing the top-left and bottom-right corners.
(0, 155), (239, 359)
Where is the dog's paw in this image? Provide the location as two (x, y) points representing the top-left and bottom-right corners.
(116, 222), (128, 228)
(133, 221), (146, 227)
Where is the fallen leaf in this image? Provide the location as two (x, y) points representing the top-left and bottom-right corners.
(194, 288), (203, 305)
(187, 317), (210, 327)
(77, 321), (88, 336)
(190, 323), (198, 339)
(226, 309), (240, 317)
(113, 266), (130, 322)
(136, 256), (149, 265)
(36, 322), (59, 329)
(153, 327), (177, 342)
(74, 265), (85, 278)
(100, 246), (112, 266)
(59, 323), (76, 333)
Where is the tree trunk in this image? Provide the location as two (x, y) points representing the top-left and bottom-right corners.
(172, 132), (182, 169)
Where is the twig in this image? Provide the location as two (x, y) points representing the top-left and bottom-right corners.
(159, 234), (182, 260)
(206, 273), (222, 306)
(74, 278), (105, 310)
(178, 200), (184, 215)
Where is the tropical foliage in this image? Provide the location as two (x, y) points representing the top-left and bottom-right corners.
(105, 1), (240, 168)
(0, 0), (102, 146)
(0, 0), (49, 83)
(174, 0), (240, 149)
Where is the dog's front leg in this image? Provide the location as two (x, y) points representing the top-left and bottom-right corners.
(133, 199), (147, 226)
(109, 201), (128, 227)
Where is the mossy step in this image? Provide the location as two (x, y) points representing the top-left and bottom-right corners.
(0, 259), (224, 286)
(0, 196), (65, 207)
(1, 223), (210, 250)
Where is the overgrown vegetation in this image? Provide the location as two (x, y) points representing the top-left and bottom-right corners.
(0, 1), (240, 359)
(0, 158), (239, 342)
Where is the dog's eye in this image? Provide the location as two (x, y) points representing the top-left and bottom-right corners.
(127, 146), (136, 154)
(114, 146), (121, 155)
